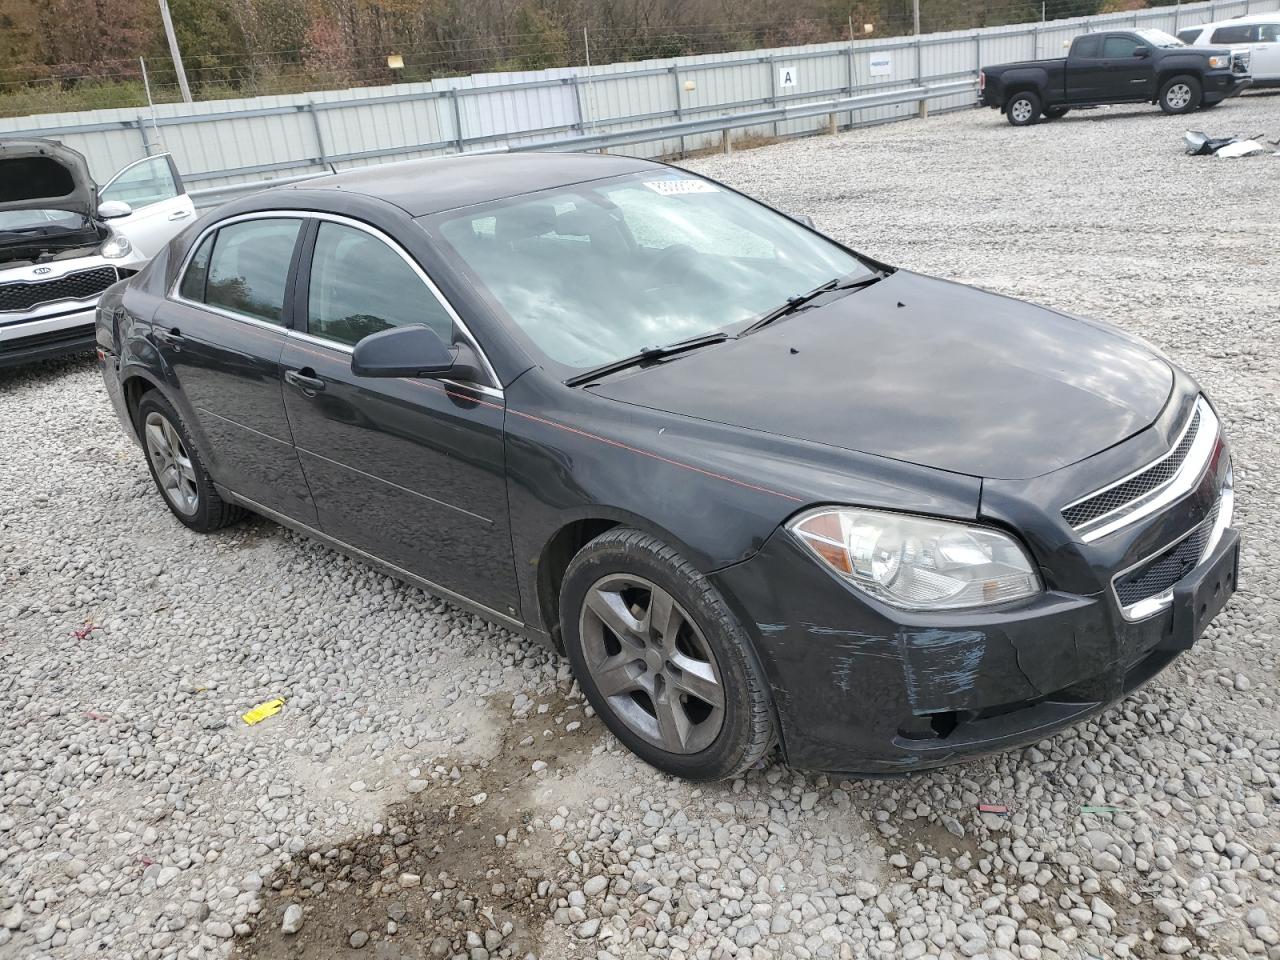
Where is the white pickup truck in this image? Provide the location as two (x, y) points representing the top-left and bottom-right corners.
(0, 139), (195, 368)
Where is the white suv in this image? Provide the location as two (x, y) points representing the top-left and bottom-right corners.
(0, 139), (195, 369)
(1178, 14), (1280, 84)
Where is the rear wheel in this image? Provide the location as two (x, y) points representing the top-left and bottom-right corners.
(136, 392), (244, 533)
(1159, 75), (1202, 114)
(1006, 91), (1041, 126)
(560, 528), (775, 781)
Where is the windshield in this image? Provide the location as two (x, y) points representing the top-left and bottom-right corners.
(0, 208), (88, 232)
(1135, 28), (1184, 47)
(430, 171), (870, 372)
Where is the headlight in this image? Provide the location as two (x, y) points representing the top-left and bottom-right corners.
(100, 233), (132, 259)
(788, 507), (1041, 611)
(1208, 54), (1231, 69)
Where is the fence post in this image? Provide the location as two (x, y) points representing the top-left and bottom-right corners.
(767, 55), (779, 138)
(569, 75), (585, 133)
(448, 88), (464, 152)
(302, 103), (327, 167)
(671, 65), (686, 156)
(721, 126), (732, 154)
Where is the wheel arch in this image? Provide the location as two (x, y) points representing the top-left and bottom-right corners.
(535, 509), (716, 651)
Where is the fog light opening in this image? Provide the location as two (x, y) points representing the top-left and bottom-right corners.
(929, 711), (959, 739)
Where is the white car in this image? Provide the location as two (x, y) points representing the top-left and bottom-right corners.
(0, 139), (195, 369)
(1178, 14), (1280, 84)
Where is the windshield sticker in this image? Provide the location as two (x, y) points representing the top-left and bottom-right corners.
(643, 179), (720, 196)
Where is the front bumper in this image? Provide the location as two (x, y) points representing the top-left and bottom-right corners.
(0, 306), (97, 369)
(714, 524), (1238, 774)
(711, 427), (1239, 783)
(1203, 71), (1252, 103)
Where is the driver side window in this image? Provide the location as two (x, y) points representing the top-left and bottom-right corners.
(307, 222), (454, 348)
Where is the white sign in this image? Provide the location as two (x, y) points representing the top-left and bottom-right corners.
(869, 53), (892, 77)
(778, 66), (798, 89)
(643, 179), (720, 196)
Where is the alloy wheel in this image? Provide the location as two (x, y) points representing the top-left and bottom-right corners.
(1166, 83), (1192, 109)
(578, 574), (725, 755)
(143, 411), (200, 516)
(1010, 99), (1034, 123)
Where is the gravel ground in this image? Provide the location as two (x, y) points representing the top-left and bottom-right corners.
(3, 93), (1280, 960)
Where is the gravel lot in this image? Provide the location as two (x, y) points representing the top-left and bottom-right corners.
(3, 94), (1279, 960)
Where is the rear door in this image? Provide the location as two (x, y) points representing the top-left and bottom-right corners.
(100, 155), (195, 258)
(156, 215), (316, 523)
(1065, 35), (1107, 101)
(1099, 34), (1156, 100)
(278, 215), (519, 618)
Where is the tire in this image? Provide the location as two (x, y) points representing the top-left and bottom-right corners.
(1159, 75), (1202, 114)
(135, 392), (244, 533)
(1043, 106), (1069, 119)
(560, 528), (775, 781)
(1005, 91), (1041, 126)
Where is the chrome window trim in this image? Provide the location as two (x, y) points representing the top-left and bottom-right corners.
(167, 209), (503, 395)
(1067, 396), (1219, 543)
(0, 265), (119, 314)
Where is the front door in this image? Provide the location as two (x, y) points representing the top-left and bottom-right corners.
(279, 217), (519, 619)
(1099, 34), (1156, 101)
(1250, 22), (1280, 79)
(100, 155), (195, 258)
(1065, 35), (1108, 101)
(155, 215), (316, 523)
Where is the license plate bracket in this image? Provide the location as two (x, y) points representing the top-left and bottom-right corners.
(1168, 529), (1239, 651)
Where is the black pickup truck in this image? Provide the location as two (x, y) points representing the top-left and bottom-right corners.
(980, 28), (1251, 125)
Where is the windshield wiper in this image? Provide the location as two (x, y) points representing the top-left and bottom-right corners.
(741, 272), (883, 335)
(565, 332), (730, 387)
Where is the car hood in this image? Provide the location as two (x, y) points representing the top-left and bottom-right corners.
(587, 271), (1173, 481)
(0, 138), (97, 220)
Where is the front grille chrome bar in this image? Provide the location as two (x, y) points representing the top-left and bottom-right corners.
(1064, 396), (1219, 543)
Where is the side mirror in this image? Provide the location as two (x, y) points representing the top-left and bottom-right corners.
(350, 324), (481, 382)
(97, 200), (133, 219)
(1134, 46), (1151, 58)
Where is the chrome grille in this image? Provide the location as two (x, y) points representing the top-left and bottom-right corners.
(1063, 403), (1203, 532)
(0, 267), (118, 313)
(1114, 501), (1219, 608)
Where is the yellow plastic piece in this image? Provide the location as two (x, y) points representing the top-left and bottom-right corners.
(242, 698), (285, 725)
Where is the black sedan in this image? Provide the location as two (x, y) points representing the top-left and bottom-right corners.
(95, 153), (1238, 780)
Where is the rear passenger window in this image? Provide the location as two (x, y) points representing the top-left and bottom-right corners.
(179, 234), (213, 301)
(204, 218), (301, 325)
(307, 222), (454, 347)
(1176, 28), (1202, 44)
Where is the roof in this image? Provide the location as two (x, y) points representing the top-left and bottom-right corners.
(286, 152), (658, 217)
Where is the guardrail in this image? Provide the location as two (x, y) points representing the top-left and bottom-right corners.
(187, 79), (977, 206)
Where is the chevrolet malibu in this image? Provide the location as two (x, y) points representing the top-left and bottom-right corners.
(96, 153), (1238, 780)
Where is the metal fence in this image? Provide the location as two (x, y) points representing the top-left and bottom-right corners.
(2, 0), (1275, 205)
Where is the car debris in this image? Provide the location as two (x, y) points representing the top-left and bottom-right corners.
(1184, 129), (1278, 156)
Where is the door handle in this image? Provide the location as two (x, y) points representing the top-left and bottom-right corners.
(284, 368), (326, 395)
(169, 209), (191, 220)
(153, 327), (185, 350)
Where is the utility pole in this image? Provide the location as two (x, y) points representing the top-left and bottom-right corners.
(912, 0), (921, 36)
(157, 0), (193, 104)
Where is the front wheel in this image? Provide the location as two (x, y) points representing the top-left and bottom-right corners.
(1006, 91), (1041, 126)
(1159, 75), (1202, 114)
(560, 528), (775, 781)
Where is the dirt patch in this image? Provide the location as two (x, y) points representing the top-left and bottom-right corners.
(234, 692), (601, 959)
